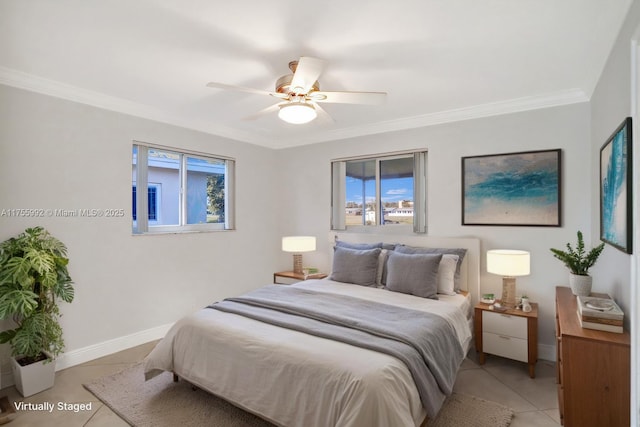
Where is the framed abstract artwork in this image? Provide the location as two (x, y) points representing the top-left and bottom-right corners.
(462, 149), (561, 226)
(600, 117), (632, 254)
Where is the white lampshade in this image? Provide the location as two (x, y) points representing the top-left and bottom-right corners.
(487, 249), (530, 309)
(278, 103), (317, 124)
(282, 236), (316, 275)
(282, 236), (316, 253)
(487, 250), (530, 277)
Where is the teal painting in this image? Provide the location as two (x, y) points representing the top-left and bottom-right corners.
(600, 117), (632, 254)
(462, 149), (561, 226)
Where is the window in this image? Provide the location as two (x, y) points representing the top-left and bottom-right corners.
(132, 143), (235, 234)
(331, 151), (427, 233)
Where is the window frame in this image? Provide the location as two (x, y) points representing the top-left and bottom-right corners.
(132, 183), (161, 223)
(132, 142), (235, 235)
(331, 150), (427, 234)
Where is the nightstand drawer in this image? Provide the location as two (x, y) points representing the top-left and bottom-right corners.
(483, 332), (528, 362)
(482, 311), (527, 339)
(273, 271), (328, 285)
(274, 276), (300, 285)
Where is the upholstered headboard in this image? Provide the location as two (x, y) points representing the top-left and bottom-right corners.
(329, 232), (481, 306)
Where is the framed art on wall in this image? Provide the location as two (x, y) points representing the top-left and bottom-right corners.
(600, 117), (632, 254)
(462, 149), (561, 226)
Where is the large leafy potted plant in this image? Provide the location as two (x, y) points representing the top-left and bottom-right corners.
(550, 231), (605, 296)
(0, 227), (74, 396)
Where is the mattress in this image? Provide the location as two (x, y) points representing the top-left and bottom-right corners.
(144, 279), (472, 427)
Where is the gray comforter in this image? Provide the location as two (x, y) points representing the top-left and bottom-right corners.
(208, 285), (464, 417)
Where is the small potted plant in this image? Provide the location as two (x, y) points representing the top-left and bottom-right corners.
(0, 227), (75, 396)
(550, 231), (605, 296)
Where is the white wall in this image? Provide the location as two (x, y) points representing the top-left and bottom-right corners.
(589, 2), (640, 423)
(590, 0), (639, 327)
(0, 85), (280, 382)
(277, 103), (592, 360)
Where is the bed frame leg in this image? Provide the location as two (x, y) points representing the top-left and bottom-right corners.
(172, 372), (198, 391)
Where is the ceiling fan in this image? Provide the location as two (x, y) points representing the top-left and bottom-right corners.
(206, 57), (387, 124)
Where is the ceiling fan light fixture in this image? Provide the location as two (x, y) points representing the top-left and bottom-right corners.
(278, 102), (317, 124)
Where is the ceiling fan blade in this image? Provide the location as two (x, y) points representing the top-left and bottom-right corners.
(312, 102), (334, 123)
(206, 82), (287, 99)
(242, 102), (284, 121)
(290, 57), (326, 94)
(310, 90), (387, 105)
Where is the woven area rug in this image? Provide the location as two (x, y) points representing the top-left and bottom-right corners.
(84, 363), (513, 427)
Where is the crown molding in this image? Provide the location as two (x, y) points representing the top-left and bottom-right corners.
(0, 66), (589, 149)
(269, 88), (590, 148)
(0, 66), (262, 145)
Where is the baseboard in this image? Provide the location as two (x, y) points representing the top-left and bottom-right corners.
(1, 323), (173, 388)
(538, 343), (556, 362)
(56, 323), (174, 370)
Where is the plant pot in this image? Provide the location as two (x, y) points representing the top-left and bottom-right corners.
(11, 353), (56, 397)
(569, 273), (592, 296)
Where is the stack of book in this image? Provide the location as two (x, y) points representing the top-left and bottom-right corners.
(576, 295), (624, 333)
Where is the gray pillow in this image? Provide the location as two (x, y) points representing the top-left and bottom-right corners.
(335, 240), (383, 250)
(385, 251), (442, 299)
(336, 240), (395, 287)
(394, 245), (467, 290)
(330, 246), (381, 287)
(335, 240), (396, 251)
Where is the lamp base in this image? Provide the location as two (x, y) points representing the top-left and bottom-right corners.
(501, 277), (517, 308)
(292, 254), (303, 275)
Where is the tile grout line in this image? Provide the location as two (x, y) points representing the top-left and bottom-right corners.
(479, 363), (539, 411)
(478, 360), (561, 424)
(82, 402), (105, 427)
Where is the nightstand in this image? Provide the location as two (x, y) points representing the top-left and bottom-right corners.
(273, 271), (328, 285)
(474, 301), (538, 378)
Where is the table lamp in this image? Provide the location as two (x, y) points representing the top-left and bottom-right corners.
(282, 236), (316, 275)
(487, 249), (530, 308)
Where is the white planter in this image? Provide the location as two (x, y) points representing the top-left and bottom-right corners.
(11, 354), (56, 397)
(569, 273), (592, 296)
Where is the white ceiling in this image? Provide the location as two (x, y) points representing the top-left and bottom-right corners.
(0, 0), (632, 149)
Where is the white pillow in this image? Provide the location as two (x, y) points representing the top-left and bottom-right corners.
(438, 255), (459, 295)
(376, 249), (388, 287)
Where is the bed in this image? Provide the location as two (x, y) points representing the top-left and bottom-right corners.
(144, 234), (480, 427)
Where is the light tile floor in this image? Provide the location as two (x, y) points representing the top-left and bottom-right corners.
(460, 351), (561, 427)
(0, 342), (560, 426)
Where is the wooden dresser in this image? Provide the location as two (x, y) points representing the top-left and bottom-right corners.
(555, 286), (630, 426)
